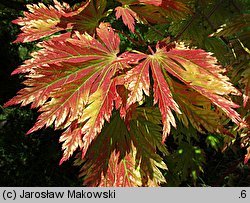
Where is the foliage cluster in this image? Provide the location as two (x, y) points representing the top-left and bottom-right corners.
(1, 0), (250, 186)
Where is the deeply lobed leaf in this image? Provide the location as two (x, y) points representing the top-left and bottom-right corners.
(124, 42), (247, 142)
(115, 6), (138, 33)
(5, 23), (129, 164)
(172, 81), (232, 136)
(239, 62), (250, 108)
(76, 108), (168, 186)
(12, 0), (106, 43)
(6, 0), (249, 186)
(116, 0), (191, 30)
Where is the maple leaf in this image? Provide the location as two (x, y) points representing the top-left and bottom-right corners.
(125, 42), (247, 142)
(4, 23), (128, 164)
(159, 43), (247, 128)
(239, 63), (250, 108)
(117, 0), (191, 26)
(130, 107), (168, 186)
(76, 107), (168, 186)
(12, 0), (106, 43)
(125, 53), (181, 143)
(210, 14), (250, 38)
(76, 112), (141, 186)
(115, 6), (138, 33)
(244, 146), (250, 164)
(5, 0), (250, 187)
(172, 81), (233, 136)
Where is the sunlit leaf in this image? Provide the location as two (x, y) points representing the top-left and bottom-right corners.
(5, 23), (126, 164)
(12, 0), (106, 43)
(115, 6), (138, 33)
(125, 42), (246, 143)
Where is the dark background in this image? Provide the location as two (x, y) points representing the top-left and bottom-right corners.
(0, 0), (83, 186)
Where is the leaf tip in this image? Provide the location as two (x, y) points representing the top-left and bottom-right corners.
(244, 147), (250, 165)
(26, 128), (35, 135)
(59, 157), (67, 165)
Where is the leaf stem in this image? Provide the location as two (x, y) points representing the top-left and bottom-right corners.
(134, 30), (147, 45)
(148, 45), (154, 54)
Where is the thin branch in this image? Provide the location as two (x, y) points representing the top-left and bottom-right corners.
(231, 0), (242, 13)
(202, 12), (216, 31)
(174, 13), (196, 42)
(206, 0), (224, 18)
(200, 0), (231, 46)
(147, 23), (165, 38)
(201, 11), (230, 46)
(113, 29), (140, 46)
(134, 30), (147, 45)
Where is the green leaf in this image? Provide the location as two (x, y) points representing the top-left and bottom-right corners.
(76, 107), (169, 186)
(165, 141), (205, 183)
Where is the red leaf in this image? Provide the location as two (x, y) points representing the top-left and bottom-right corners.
(125, 52), (181, 142)
(125, 42), (246, 142)
(11, 25), (118, 75)
(12, 0), (68, 43)
(25, 63), (97, 134)
(123, 0), (191, 24)
(99, 150), (140, 186)
(240, 68), (250, 108)
(159, 43), (246, 127)
(244, 146), (250, 164)
(150, 57), (181, 142)
(125, 56), (150, 108)
(5, 23), (129, 163)
(12, 0), (106, 43)
(115, 6), (138, 33)
(59, 122), (83, 165)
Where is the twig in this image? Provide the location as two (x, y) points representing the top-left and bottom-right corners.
(206, 0), (224, 18)
(147, 23), (165, 38)
(200, 1), (231, 46)
(174, 13), (196, 42)
(134, 30), (147, 45)
(231, 0), (242, 13)
(113, 29), (140, 46)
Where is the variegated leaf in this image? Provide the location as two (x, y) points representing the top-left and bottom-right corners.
(12, 0), (106, 43)
(5, 23), (129, 164)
